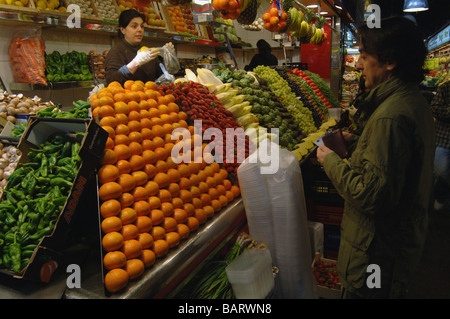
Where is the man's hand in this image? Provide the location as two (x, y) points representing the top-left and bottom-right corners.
(317, 145), (334, 165)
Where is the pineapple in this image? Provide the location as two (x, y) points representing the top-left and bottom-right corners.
(237, 0), (258, 25)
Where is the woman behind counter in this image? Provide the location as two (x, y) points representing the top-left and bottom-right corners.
(105, 9), (162, 85)
(244, 39), (278, 71)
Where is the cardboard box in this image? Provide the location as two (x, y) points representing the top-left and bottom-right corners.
(312, 252), (342, 299)
(0, 117), (108, 281)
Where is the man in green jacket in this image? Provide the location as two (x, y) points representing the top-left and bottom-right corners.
(317, 17), (436, 298)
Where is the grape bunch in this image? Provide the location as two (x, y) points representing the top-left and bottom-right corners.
(253, 66), (317, 135)
(278, 70), (323, 129)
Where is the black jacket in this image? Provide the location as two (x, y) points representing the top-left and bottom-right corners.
(244, 52), (278, 71)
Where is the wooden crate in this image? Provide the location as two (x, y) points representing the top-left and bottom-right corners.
(312, 252), (342, 299)
(91, 0), (120, 20)
(152, 0), (174, 32)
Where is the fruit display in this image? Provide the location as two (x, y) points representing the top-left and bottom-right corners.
(313, 254), (341, 290)
(129, 2), (166, 28)
(179, 6), (197, 35)
(90, 80), (241, 293)
(33, 0), (66, 11)
(289, 68), (338, 109)
(158, 78), (254, 175)
(0, 91), (56, 123)
(93, 0), (119, 20)
(212, 0), (241, 20)
(168, 6), (195, 34)
(253, 65), (317, 135)
(210, 67), (304, 150)
(262, 0), (288, 33)
(0, 0), (30, 7)
(116, 0), (133, 11)
(0, 133), (82, 274)
(284, 3), (327, 45)
(64, 0), (94, 15)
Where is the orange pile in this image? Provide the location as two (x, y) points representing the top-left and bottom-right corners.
(262, 4), (288, 32)
(167, 6), (188, 33)
(212, 0), (241, 20)
(90, 80), (241, 294)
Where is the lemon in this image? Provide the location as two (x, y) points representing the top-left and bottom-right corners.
(139, 46), (148, 52)
(0, 0), (7, 4)
(6, 0), (14, 5)
(14, 0), (24, 5)
(36, 0), (46, 8)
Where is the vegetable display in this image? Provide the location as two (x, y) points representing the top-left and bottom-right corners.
(0, 133), (82, 273)
(158, 80), (254, 175)
(37, 100), (91, 119)
(177, 232), (268, 299)
(211, 67), (304, 150)
(253, 65), (317, 135)
(45, 50), (93, 82)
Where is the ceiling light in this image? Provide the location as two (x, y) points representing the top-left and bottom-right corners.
(320, 11), (328, 15)
(307, 4), (318, 8)
(403, 0), (429, 12)
(335, 5), (342, 10)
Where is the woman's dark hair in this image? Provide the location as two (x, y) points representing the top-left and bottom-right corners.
(257, 39), (272, 54)
(118, 9), (145, 38)
(358, 16), (427, 83)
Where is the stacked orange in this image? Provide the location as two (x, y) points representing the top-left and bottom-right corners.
(167, 6), (188, 33)
(212, 0), (241, 20)
(90, 80), (241, 294)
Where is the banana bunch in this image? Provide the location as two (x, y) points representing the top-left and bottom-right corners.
(310, 27), (324, 45)
(287, 7), (303, 32)
(240, 0), (250, 12)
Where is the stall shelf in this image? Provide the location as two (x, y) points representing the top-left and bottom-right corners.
(63, 198), (246, 299)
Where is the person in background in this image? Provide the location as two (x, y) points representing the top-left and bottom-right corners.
(430, 80), (450, 211)
(244, 39), (278, 71)
(105, 9), (162, 85)
(316, 16), (435, 299)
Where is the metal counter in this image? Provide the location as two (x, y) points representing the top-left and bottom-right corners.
(63, 198), (246, 299)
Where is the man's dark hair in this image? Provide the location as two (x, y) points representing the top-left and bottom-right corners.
(118, 9), (146, 38)
(257, 39), (272, 54)
(358, 16), (427, 83)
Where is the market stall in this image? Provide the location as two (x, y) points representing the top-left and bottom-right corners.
(0, 0), (351, 299)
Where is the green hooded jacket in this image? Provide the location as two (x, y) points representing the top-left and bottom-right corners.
(323, 76), (436, 298)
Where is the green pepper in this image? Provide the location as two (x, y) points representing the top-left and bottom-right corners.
(22, 244), (37, 251)
(6, 167), (26, 188)
(29, 226), (52, 241)
(2, 253), (11, 269)
(39, 155), (48, 177)
(50, 177), (73, 189)
(21, 249), (35, 258)
(5, 232), (15, 243)
(5, 212), (16, 226)
(71, 142), (81, 163)
(21, 258), (30, 270)
(9, 233), (22, 273)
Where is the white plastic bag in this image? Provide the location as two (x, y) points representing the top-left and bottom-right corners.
(237, 147), (318, 299)
(159, 42), (180, 74)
